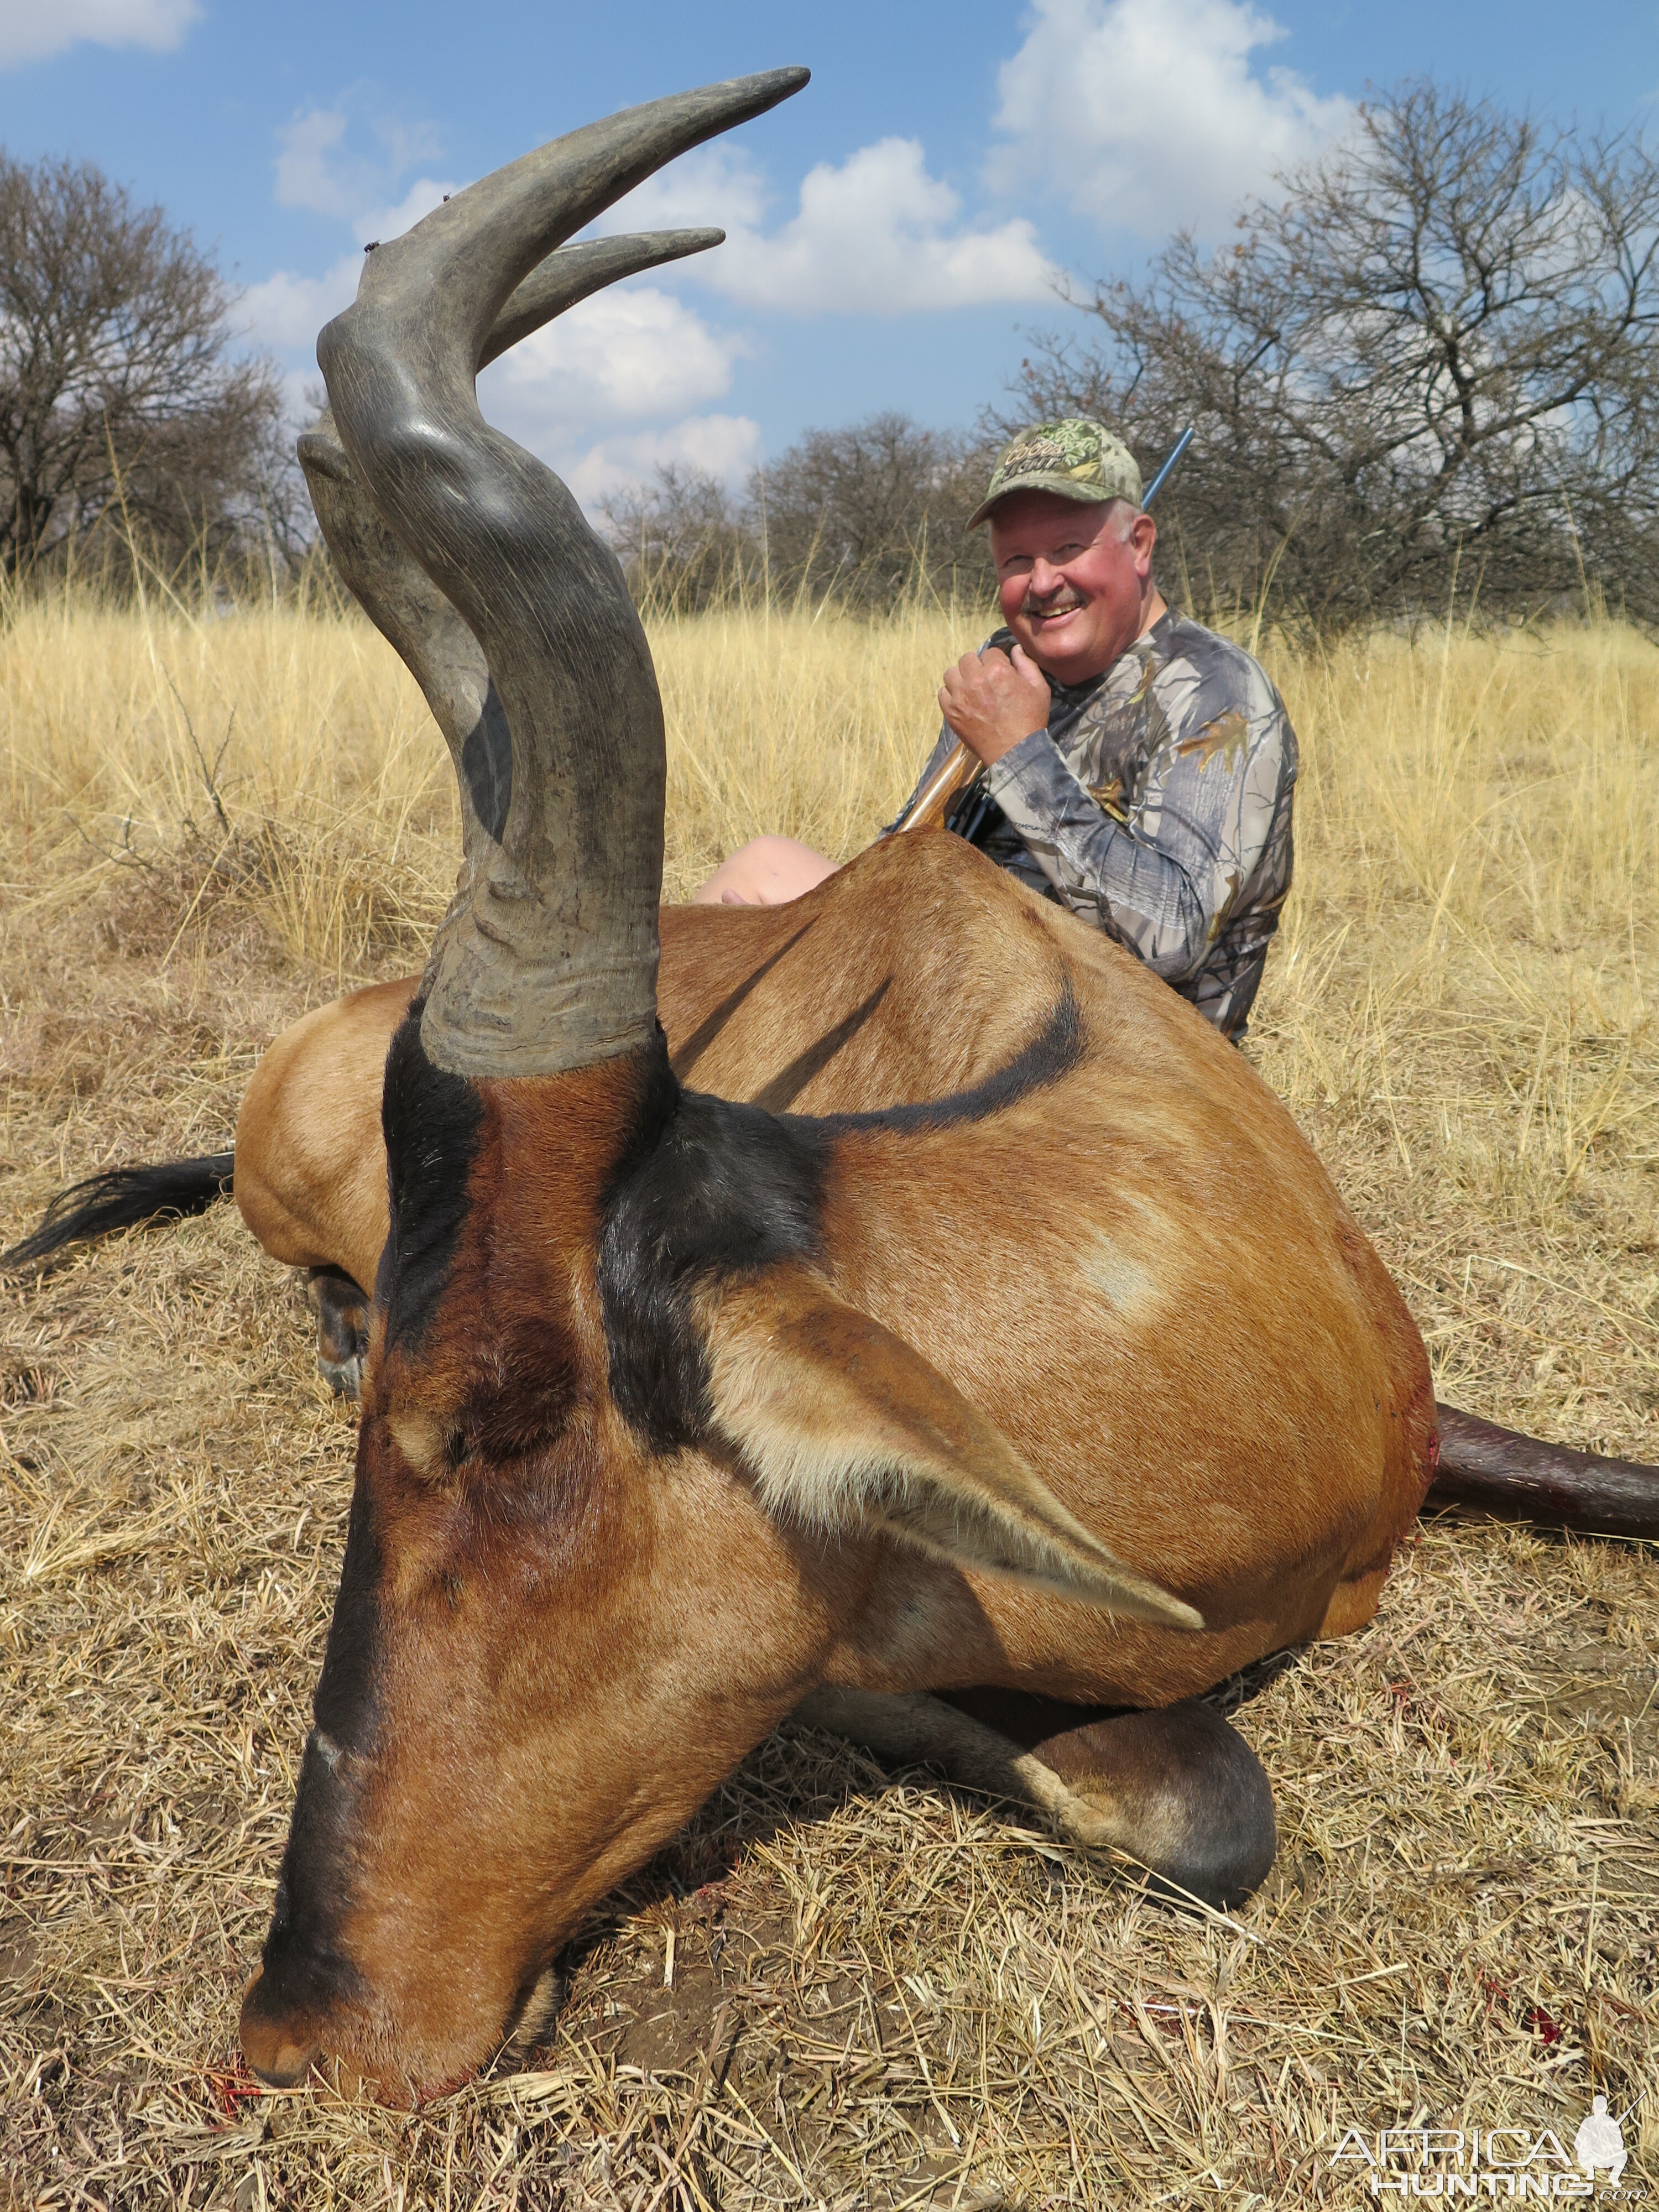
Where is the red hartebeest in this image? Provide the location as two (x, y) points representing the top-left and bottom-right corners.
(6, 70), (1656, 2106)
(242, 67), (1436, 2095)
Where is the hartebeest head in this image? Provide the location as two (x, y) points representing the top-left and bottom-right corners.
(238, 70), (1198, 2100)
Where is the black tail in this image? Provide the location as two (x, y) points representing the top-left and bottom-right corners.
(2, 1153), (236, 1273)
(1430, 1402), (1659, 1542)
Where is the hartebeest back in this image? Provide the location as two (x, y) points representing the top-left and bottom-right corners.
(210, 69), (1453, 2101)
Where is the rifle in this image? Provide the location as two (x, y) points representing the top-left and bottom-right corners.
(891, 425), (1195, 837)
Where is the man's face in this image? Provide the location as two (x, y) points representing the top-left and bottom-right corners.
(990, 492), (1158, 685)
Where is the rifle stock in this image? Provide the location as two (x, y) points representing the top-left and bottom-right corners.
(893, 744), (984, 834)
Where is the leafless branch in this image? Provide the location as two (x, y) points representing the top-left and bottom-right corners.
(1009, 83), (1659, 631)
(0, 152), (302, 589)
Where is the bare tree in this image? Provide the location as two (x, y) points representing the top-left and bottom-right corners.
(603, 414), (999, 613)
(756, 412), (997, 607)
(601, 461), (754, 612)
(1014, 85), (1659, 630)
(0, 152), (295, 585)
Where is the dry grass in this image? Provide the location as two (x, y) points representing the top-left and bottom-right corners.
(1, 584), (1656, 2209)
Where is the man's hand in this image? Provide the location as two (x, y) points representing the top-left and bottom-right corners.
(938, 643), (1051, 766)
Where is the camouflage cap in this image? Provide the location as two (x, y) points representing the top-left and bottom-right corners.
(968, 417), (1142, 530)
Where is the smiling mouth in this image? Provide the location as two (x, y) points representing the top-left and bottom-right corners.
(1024, 597), (1087, 625)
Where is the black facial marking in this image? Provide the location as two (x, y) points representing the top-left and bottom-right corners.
(314, 1452), (384, 1747)
(598, 1031), (829, 1451)
(459, 680), (513, 843)
(379, 1005), (484, 1358)
(258, 1460), (383, 2006)
(257, 1726), (374, 2018)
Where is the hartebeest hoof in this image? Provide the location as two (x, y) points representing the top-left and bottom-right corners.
(797, 1687), (1277, 1911)
(304, 1266), (369, 1400)
(1022, 1699), (1278, 1910)
(238, 1966), (321, 2089)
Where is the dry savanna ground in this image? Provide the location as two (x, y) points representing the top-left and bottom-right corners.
(1, 581), (1656, 2209)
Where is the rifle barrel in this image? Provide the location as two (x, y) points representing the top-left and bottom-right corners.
(1141, 425), (1194, 510)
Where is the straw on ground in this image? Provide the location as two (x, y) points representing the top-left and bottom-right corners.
(1, 586), (1656, 2208)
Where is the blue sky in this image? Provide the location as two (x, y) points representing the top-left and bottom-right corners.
(5, 0), (1658, 509)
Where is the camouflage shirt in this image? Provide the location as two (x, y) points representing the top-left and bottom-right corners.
(890, 610), (1298, 1039)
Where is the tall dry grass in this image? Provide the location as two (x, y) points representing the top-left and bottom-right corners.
(6, 583), (1656, 1347)
(0, 587), (980, 974)
(2, 583), (1657, 2206)
(1253, 620), (1659, 1439)
(3, 576), (1657, 1437)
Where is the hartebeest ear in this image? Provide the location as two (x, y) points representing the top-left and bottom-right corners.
(698, 1270), (1203, 1629)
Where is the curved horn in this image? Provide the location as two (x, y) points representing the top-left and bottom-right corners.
(318, 70), (808, 1078)
(298, 229), (729, 935)
(480, 227), (726, 371)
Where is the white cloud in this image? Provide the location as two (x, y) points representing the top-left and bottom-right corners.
(244, 242), (755, 505)
(244, 171), (455, 361)
(275, 108), (354, 216)
(272, 363), (323, 436)
(275, 98), (445, 221)
(606, 137), (1055, 315)
(239, 254), (361, 352)
(562, 415), (764, 512)
(253, 99), (765, 526)
(353, 178), (456, 249)
(479, 285), (750, 438)
(989, 0), (1352, 236)
(601, 143), (770, 238)
(250, 105), (1053, 522)
(0, 0), (198, 65)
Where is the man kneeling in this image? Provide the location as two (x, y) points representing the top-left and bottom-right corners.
(697, 418), (1298, 1042)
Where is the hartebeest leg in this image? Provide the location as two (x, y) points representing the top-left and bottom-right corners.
(796, 1686), (1276, 1911)
(304, 1267), (370, 1400)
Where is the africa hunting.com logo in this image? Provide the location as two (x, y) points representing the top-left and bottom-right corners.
(1325, 2098), (1645, 2198)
